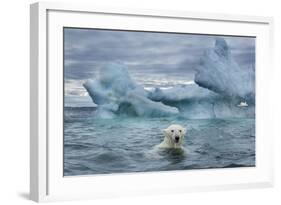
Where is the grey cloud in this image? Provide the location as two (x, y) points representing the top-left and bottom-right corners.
(64, 28), (255, 82)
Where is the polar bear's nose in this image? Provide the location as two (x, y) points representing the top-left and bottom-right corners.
(175, 136), (180, 142)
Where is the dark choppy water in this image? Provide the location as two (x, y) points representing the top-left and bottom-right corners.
(64, 107), (255, 176)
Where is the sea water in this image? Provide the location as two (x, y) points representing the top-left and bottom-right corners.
(64, 107), (255, 176)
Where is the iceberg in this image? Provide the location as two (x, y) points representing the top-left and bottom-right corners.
(83, 63), (179, 118)
(83, 38), (255, 119)
(148, 84), (254, 119)
(194, 38), (255, 104)
(148, 84), (218, 102)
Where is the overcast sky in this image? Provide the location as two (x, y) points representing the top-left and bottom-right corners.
(64, 28), (255, 106)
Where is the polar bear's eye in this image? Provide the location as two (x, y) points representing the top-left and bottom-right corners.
(179, 130), (182, 132)
(171, 130), (174, 133)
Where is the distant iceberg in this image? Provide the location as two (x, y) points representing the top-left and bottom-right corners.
(83, 38), (255, 119)
(237, 101), (248, 107)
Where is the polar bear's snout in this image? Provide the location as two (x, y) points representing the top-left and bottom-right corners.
(175, 136), (180, 143)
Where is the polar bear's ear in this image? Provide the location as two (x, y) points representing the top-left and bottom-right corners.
(182, 128), (187, 135)
(163, 129), (169, 136)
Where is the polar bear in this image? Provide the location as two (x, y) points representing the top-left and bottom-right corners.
(156, 124), (187, 149)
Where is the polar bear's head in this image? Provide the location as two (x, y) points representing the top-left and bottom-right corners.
(163, 124), (186, 146)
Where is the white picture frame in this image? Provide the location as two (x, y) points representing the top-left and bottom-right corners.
(30, 2), (274, 202)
